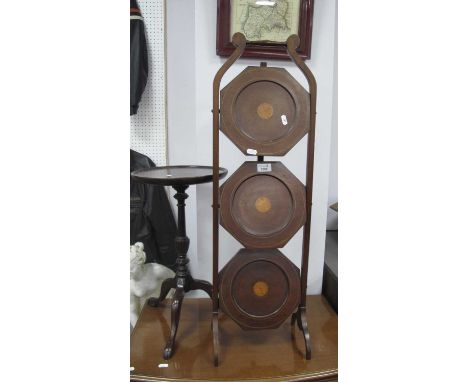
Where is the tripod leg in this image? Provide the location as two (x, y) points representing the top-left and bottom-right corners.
(148, 277), (176, 307)
(163, 287), (184, 359)
(190, 277), (213, 298)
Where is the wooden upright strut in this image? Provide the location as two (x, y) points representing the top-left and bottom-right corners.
(212, 33), (246, 367)
(286, 34), (317, 360)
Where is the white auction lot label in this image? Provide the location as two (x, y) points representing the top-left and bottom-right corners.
(257, 163), (272, 172)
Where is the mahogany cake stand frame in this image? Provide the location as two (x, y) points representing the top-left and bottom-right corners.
(211, 34), (317, 366)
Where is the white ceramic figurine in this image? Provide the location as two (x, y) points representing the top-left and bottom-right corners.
(130, 242), (174, 329)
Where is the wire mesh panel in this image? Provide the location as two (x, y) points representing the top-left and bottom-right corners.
(130, 0), (167, 166)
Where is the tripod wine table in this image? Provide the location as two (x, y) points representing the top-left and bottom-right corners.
(131, 165), (228, 359)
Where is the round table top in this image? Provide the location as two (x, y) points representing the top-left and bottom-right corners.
(131, 165), (228, 186)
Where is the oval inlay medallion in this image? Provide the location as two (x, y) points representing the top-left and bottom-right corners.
(255, 196), (272, 213)
(257, 102), (274, 120)
(252, 281), (269, 297)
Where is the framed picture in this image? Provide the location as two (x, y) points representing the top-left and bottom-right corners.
(216, 0), (314, 60)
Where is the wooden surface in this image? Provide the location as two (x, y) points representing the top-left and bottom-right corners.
(131, 165), (228, 186)
(130, 295), (338, 382)
(220, 161), (306, 249)
(219, 249), (301, 330)
(220, 66), (310, 156)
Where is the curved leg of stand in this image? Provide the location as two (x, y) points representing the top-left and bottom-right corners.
(212, 312), (219, 367)
(148, 278), (176, 307)
(163, 287), (184, 360)
(190, 278), (213, 298)
(296, 311), (303, 331)
(299, 308), (312, 360)
(291, 312), (297, 326)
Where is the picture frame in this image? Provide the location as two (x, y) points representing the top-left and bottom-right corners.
(216, 0), (314, 60)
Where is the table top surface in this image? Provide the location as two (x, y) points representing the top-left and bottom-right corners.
(131, 165), (228, 186)
(130, 295), (338, 382)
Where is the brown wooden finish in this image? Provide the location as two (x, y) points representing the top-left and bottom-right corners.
(157, 185), (213, 360)
(220, 65), (310, 156)
(130, 295), (338, 381)
(286, 35), (317, 360)
(131, 165), (228, 187)
(212, 33), (317, 365)
(212, 32), (247, 366)
(219, 248), (300, 330)
(133, 167), (228, 360)
(220, 161), (306, 248)
(216, 0), (315, 60)
(286, 35), (317, 308)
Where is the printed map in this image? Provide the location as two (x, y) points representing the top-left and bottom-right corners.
(230, 0), (300, 43)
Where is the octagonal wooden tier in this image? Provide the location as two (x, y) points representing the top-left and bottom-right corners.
(220, 66), (310, 156)
(219, 248), (301, 330)
(220, 161), (306, 248)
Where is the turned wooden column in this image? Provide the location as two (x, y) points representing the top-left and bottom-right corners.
(131, 165), (228, 360)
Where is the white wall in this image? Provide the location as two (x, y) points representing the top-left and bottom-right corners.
(130, 0), (167, 166)
(167, 0), (337, 295)
(327, 2), (338, 230)
(166, 0), (199, 270)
